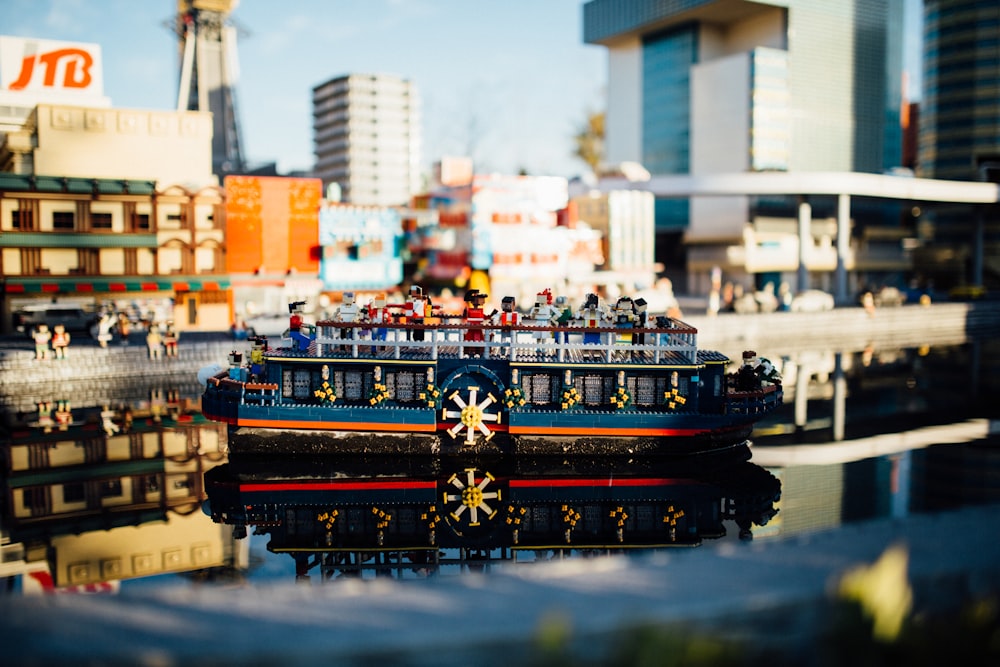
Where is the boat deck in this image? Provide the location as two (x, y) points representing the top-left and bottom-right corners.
(268, 343), (729, 366)
(262, 320), (726, 367)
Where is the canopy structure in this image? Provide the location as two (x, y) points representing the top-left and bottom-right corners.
(601, 172), (1000, 302)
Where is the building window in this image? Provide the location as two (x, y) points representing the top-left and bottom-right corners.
(100, 480), (123, 497)
(52, 211), (75, 230)
(63, 482), (85, 503)
(135, 214), (151, 231)
(12, 210), (32, 230)
(92, 212), (113, 230)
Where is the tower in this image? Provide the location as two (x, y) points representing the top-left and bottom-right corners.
(175, 0), (246, 177)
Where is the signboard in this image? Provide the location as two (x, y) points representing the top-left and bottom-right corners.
(0, 36), (109, 106)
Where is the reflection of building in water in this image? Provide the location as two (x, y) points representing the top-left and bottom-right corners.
(752, 337), (992, 443)
(205, 449), (780, 580)
(752, 418), (995, 539)
(0, 409), (243, 591)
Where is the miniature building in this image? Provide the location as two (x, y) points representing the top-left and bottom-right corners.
(0, 35), (229, 332)
(224, 175), (323, 320)
(318, 202), (403, 291)
(312, 73), (421, 207)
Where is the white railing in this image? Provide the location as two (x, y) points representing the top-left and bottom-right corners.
(306, 321), (700, 363)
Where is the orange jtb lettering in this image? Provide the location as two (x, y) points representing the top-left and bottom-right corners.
(9, 48), (94, 90)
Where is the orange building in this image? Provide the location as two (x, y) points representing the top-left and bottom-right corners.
(224, 176), (323, 318)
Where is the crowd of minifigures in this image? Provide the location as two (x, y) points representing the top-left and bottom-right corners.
(278, 285), (656, 352)
(30, 316), (179, 360)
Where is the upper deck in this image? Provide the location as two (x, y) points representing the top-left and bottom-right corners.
(263, 318), (724, 366)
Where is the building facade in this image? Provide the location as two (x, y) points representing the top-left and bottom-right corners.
(583, 0), (906, 295)
(318, 202), (403, 293)
(224, 175), (323, 320)
(918, 0), (1000, 181)
(916, 0), (1000, 289)
(312, 74), (422, 207)
(0, 106), (229, 333)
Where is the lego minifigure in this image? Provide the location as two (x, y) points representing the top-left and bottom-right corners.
(527, 289), (559, 352)
(117, 312), (130, 345)
(577, 293), (607, 345)
(612, 296), (636, 345)
(403, 285), (430, 341)
(462, 289), (491, 344)
(96, 310), (115, 348)
(33, 324), (51, 360)
(36, 401), (54, 433)
(146, 322), (163, 360)
(250, 336), (267, 380)
(228, 350), (246, 381)
(335, 292), (361, 342)
(736, 350), (760, 390)
(555, 295), (574, 324)
(54, 400), (71, 430)
(492, 295), (520, 348)
(757, 357), (782, 385)
(288, 301), (313, 351)
(367, 293), (391, 345)
(51, 324), (70, 360)
(632, 297), (648, 346)
(101, 405), (120, 436)
(496, 296), (520, 327)
(163, 322), (179, 358)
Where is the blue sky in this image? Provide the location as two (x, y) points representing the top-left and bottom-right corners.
(6, 0), (921, 179)
(6, 0), (605, 178)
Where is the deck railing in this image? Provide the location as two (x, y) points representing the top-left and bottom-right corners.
(304, 320), (701, 363)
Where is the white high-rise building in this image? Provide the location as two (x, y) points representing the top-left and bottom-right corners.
(312, 73), (422, 207)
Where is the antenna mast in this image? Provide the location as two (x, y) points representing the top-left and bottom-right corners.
(175, 0), (247, 177)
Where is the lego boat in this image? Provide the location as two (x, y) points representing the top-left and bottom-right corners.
(200, 296), (782, 456)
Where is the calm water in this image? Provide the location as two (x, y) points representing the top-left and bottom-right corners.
(2, 337), (998, 592)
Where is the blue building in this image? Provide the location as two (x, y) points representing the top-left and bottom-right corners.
(318, 203), (402, 292)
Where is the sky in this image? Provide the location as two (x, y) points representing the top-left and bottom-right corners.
(5, 0), (605, 178)
(6, 0), (922, 179)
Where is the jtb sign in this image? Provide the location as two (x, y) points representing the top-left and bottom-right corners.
(0, 36), (104, 95)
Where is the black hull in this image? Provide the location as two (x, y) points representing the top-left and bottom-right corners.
(225, 423), (756, 457)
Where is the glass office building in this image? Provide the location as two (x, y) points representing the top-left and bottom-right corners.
(584, 0), (905, 291)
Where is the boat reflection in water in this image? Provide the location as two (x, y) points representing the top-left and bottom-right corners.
(205, 444), (781, 580)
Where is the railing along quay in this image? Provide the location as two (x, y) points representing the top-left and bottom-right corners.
(684, 301), (1000, 354)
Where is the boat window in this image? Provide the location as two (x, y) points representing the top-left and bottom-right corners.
(293, 371), (312, 399)
(394, 371), (415, 402)
(583, 375), (604, 406)
(529, 373), (552, 405)
(636, 505), (656, 530)
(634, 376), (657, 406)
(282, 370), (293, 398)
(344, 372), (363, 401)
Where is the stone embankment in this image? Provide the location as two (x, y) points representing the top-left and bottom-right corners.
(684, 301), (1000, 355)
(0, 333), (238, 419)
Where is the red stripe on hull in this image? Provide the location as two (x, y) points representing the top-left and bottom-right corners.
(241, 480), (437, 492)
(510, 478), (697, 488)
(508, 425), (708, 437)
(238, 418), (437, 433)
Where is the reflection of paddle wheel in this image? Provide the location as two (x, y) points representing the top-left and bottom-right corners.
(441, 386), (501, 445)
(440, 468), (510, 543)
